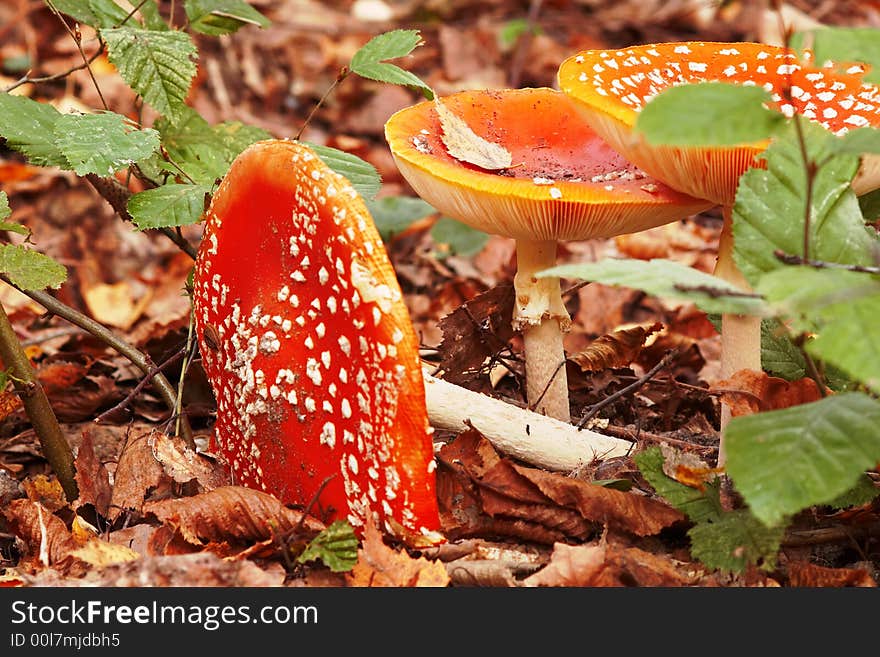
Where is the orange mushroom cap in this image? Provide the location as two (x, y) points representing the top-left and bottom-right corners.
(384, 88), (713, 242)
(192, 139), (441, 543)
(559, 41), (880, 205)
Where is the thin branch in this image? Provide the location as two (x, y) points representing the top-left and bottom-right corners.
(0, 301), (78, 501)
(1, 277), (195, 449)
(774, 250), (880, 275)
(295, 67), (349, 141)
(2, 43), (106, 93)
(45, 0), (108, 110)
(576, 349), (679, 430)
(96, 348), (185, 423)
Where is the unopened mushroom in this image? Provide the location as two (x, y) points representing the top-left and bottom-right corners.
(559, 42), (880, 433)
(192, 139), (441, 543)
(385, 88), (711, 421)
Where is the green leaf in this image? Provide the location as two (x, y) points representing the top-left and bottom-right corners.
(860, 188), (880, 222)
(758, 267), (880, 392)
(49, 0), (100, 26)
(306, 143), (381, 200)
(128, 183), (211, 229)
(157, 108), (270, 184)
(732, 122), (876, 285)
(431, 217), (488, 258)
(185, 0), (269, 36)
(687, 510), (784, 573)
(87, 0), (130, 27)
(0, 244), (67, 290)
(138, 0), (170, 30)
(831, 127), (880, 155)
(0, 192), (9, 222)
(0, 94), (66, 167)
(827, 474), (880, 510)
(635, 82), (786, 146)
(540, 258), (768, 317)
(725, 393), (880, 527)
(297, 520), (359, 573)
(349, 29), (433, 99)
(761, 318), (806, 380)
(793, 27), (880, 84)
(102, 27), (197, 122)
(365, 195), (436, 242)
(53, 112), (159, 176)
(633, 447), (722, 524)
(0, 192), (28, 237)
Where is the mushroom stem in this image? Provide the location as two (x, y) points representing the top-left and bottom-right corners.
(713, 205), (762, 458)
(513, 239), (571, 421)
(423, 372), (632, 471)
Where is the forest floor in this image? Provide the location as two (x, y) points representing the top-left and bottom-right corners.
(1, 0), (879, 588)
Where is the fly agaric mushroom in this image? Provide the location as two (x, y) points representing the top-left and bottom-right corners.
(385, 87), (712, 422)
(192, 139), (441, 543)
(558, 42), (880, 436)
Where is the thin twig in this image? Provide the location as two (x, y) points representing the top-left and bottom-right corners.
(2, 43), (106, 93)
(45, 0), (108, 110)
(530, 357), (567, 416)
(96, 348), (186, 423)
(295, 67), (349, 141)
(774, 250), (880, 275)
(577, 349), (680, 430)
(1, 277), (195, 448)
(0, 301), (78, 501)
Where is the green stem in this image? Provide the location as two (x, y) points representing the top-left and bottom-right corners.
(3, 279), (195, 449)
(0, 302), (78, 501)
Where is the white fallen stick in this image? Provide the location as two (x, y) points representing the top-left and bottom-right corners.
(423, 373), (635, 472)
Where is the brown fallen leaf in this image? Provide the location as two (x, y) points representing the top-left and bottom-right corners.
(4, 499), (86, 575)
(144, 486), (325, 547)
(149, 432), (231, 492)
(21, 474), (68, 512)
(108, 430), (171, 523)
(436, 430), (684, 542)
(524, 541), (690, 587)
(712, 369), (823, 417)
(787, 561), (877, 587)
(71, 538), (140, 568)
(347, 518), (450, 587)
(74, 429), (112, 517)
(436, 283), (515, 386)
(570, 322), (663, 372)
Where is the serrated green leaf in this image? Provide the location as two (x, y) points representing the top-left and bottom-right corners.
(87, 0), (129, 27)
(635, 82), (786, 146)
(306, 143), (381, 200)
(634, 447), (722, 524)
(539, 258), (768, 317)
(297, 520), (358, 573)
(0, 192), (9, 222)
(157, 108), (270, 184)
(0, 192), (28, 236)
(431, 217), (488, 258)
(128, 183), (211, 229)
(365, 195), (436, 242)
(827, 474), (880, 510)
(757, 267), (880, 392)
(138, 0), (169, 30)
(53, 112), (159, 176)
(350, 30), (433, 99)
(102, 27), (197, 122)
(793, 27), (880, 84)
(185, 0), (269, 36)
(49, 0), (100, 26)
(725, 393), (880, 527)
(687, 510), (785, 573)
(732, 122), (876, 285)
(0, 244), (67, 290)
(0, 94), (66, 167)
(760, 318), (806, 380)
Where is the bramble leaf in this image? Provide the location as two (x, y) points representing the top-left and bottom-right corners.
(307, 143), (381, 200)
(185, 0), (270, 36)
(0, 94), (66, 167)
(53, 112), (160, 176)
(128, 184), (211, 229)
(102, 26), (197, 122)
(297, 520), (359, 573)
(0, 244), (67, 290)
(350, 30), (433, 99)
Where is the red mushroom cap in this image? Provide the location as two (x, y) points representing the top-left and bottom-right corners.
(192, 139), (441, 543)
(384, 87), (713, 242)
(558, 41), (880, 205)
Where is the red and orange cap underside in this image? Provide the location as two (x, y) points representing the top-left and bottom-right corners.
(385, 88), (712, 242)
(559, 41), (880, 136)
(193, 140), (440, 539)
